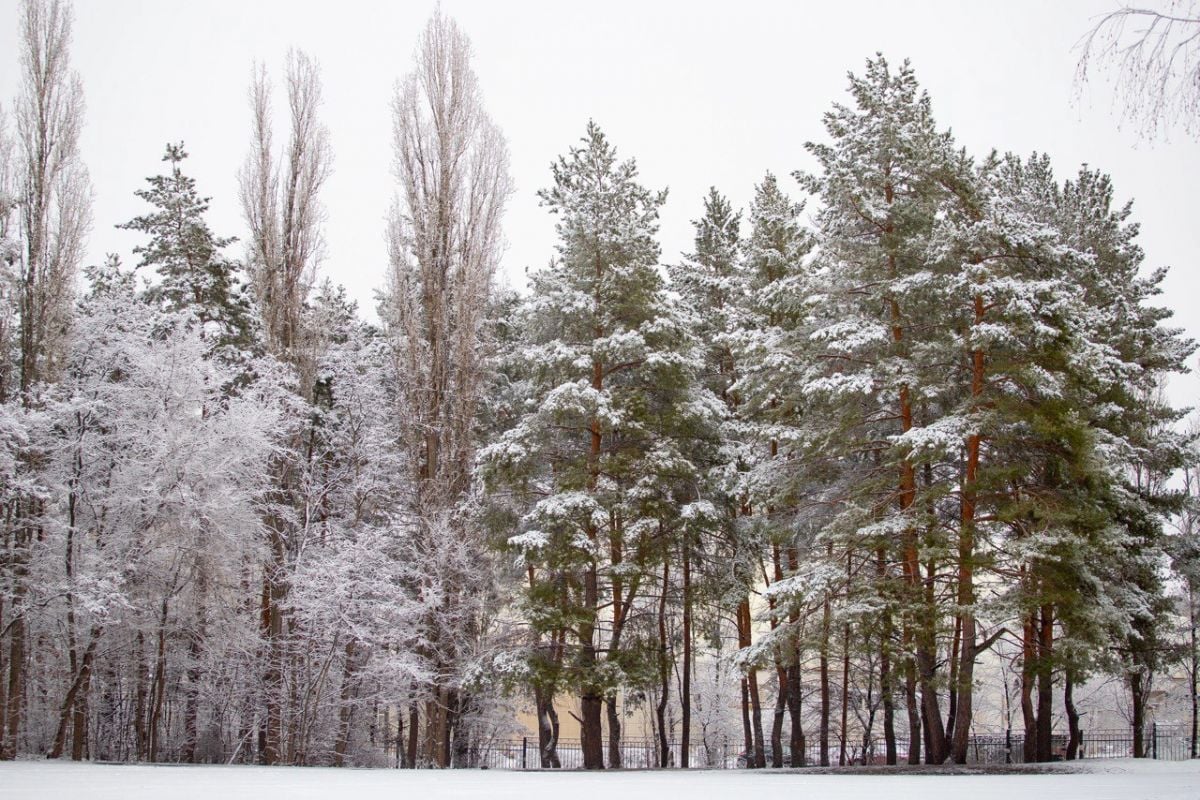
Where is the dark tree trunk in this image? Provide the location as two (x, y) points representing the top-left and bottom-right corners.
(1021, 612), (1037, 763)
(581, 691), (604, 769)
(1189, 584), (1197, 760)
(904, 649), (920, 765)
(878, 547), (897, 766)
(655, 561), (671, 768)
(184, 570), (209, 763)
(333, 640), (360, 767)
(787, 663), (804, 767)
(534, 687), (561, 768)
(1064, 672), (1081, 760)
(946, 614), (961, 748)
(680, 542), (692, 769)
(48, 629), (100, 759)
(4, 579), (25, 759)
(1130, 670), (1146, 758)
(737, 597), (764, 768)
(839, 624), (850, 767)
(134, 632), (149, 761)
(771, 665), (786, 768)
(406, 703), (419, 768)
(148, 598), (169, 763)
(819, 594), (830, 767)
(917, 623), (947, 763)
(881, 638), (896, 765)
(740, 675), (752, 764)
(1036, 604), (1054, 762)
(749, 668), (765, 769)
(605, 696), (622, 769)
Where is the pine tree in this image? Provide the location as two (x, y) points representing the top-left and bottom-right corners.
(483, 122), (716, 769)
(119, 143), (255, 356)
(667, 188), (744, 767)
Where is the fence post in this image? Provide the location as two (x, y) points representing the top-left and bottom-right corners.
(522, 737), (528, 770)
(1079, 728), (1085, 760)
(1152, 723), (1158, 760)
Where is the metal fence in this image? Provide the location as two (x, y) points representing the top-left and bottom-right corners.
(471, 725), (1195, 769)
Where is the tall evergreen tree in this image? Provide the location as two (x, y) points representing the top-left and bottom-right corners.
(484, 122), (717, 770)
(119, 143), (254, 355)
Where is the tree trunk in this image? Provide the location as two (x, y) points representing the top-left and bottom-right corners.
(606, 695), (623, 769)
(1130, 669), (1146, 758)
(534, 686), (561, 768)
(877, 547), (897, 766)
(406, 703), (419, 768)
(738, 596), (765, 769)
(655, 561), (671, 768)
(950, 319), (984, 763)
(881, 632), (896, 765)
(262, 565), (284, 766)
(182, 584), (207, 764)
(1036, 604), (1054, 762)
(48, 628), (100, 759)
(917, 624), (947, 762)
(4, 605), (24, 760)
(134, 632), (149, 760)
(680, 541), (692, 769)
(1189, 583), (1197, 760)
(947, 614), (960, 747)
(904, 646), (920, 764)
(333, 640), (360, 767)
(771, 665), (786, 768)
(787, 663), (804, 767)
(839, 624), (850, 766)
(749, 671), (765, 769)
(1064, 672), (1081, 760)
(819, 593), (830, 767)
(148, 598), (169, 763)
(1021, 612), (1037, 763)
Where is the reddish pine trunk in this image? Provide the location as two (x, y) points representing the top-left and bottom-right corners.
(951, 294), (985, 763)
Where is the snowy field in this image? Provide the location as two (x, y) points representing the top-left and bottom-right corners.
(1, 760), (1198, 800)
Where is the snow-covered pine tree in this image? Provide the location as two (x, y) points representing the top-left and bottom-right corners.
(769, 55), (962, 765)
(734, 173), (817, 767)
(483, 122), (716, 770)
(119, 143), (255, 358)
(666, 188), (744, 767)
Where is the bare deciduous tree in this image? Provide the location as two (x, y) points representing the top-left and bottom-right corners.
(240, 49), (331, 389)
(2, 0), (90, 761)
(383, 8), (511, 767)
(1076, 2), (1200, 137)
(237, 48), (331, 767)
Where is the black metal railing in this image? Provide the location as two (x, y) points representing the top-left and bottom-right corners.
(470, 725), (1195, 769)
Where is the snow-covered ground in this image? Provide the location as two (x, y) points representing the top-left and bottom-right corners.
(1, 759), (1197, 800)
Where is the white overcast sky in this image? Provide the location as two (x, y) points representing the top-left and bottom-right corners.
(1, 0), (1197, 407)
